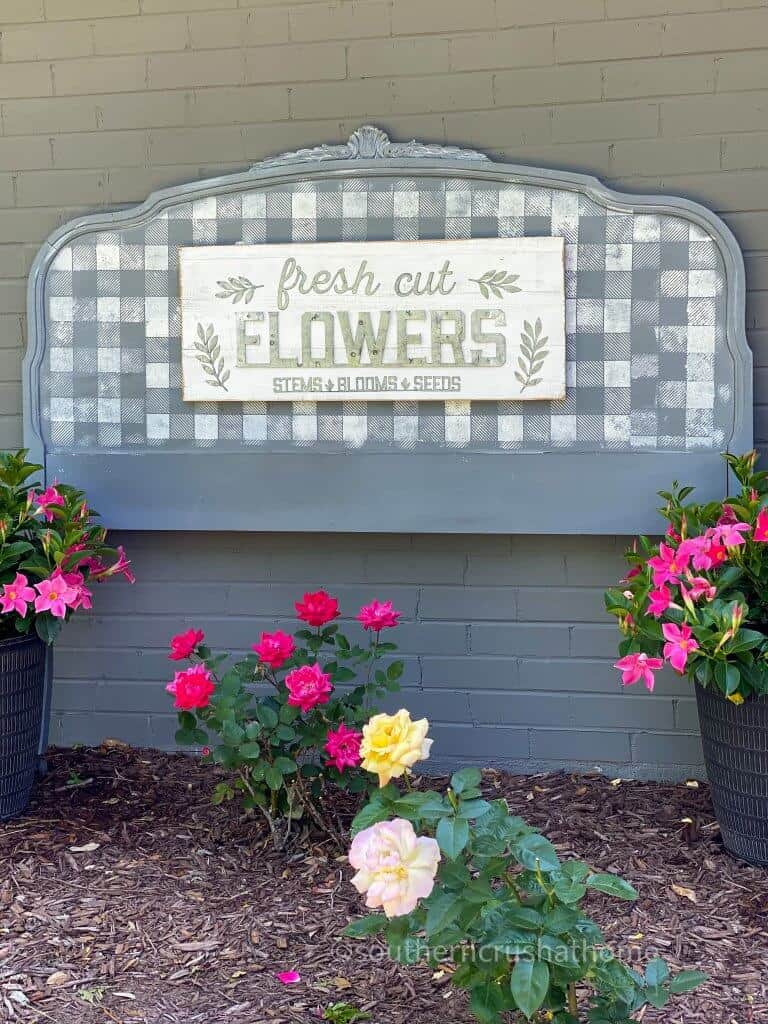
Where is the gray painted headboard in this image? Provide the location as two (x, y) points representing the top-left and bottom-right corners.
(24, 125), (751, 534)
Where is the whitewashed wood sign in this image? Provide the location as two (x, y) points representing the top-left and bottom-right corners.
(180, 238), (565, 402)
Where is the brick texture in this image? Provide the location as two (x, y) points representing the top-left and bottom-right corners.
(1, 0), (765, 780)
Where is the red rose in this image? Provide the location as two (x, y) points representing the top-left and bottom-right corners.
(284, 663), (333, 713)
(357, 600), (401, 632)
(166, 664), (215, 711)
(295, 590), (340, 627)
(169, 628), (205, 661)
(252, 630), (295, 670)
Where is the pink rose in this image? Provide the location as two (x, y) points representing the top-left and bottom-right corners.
(166, 664), (215, 710)
(252, 630), (295, 670)
(324, 722), (363, 772)
(284, 663), (333, 713)
(169, 628), (205, 661)
(357, 600), (401, 632)
(295, 590), (339, 627)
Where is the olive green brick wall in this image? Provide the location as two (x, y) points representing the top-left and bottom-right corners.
(2, 0), (766, 777)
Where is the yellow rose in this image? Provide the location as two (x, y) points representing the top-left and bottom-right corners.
(360, 709), (432, 787)
(727, 692), (744, 705)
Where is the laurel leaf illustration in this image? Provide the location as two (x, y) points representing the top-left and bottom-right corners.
(193, 322), (230, 392)
(516, 318), (550, 393)
(469, 269), (521, 298)
(215, 276), (263, 304)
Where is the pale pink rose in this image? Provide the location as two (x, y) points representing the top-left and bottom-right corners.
(349, 818), (441, 919)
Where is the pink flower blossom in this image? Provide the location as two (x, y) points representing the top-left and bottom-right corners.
(252, 630), (295, 670)
(169, 628), (205, 661)
(647, 584), (673, 619)
(754, 508), (768, 543)
(166, 664), (215, 710)
(294, 589), (339, 627)
(284, 663), (333, 713)
(0, 573), (36, 617)
(324, 722), (363, 772)
(276, 972), (301, 985)
(614, 652), (664, 692)
(679, 534), (728, 571)
(349, 818), (441, 918)
(52, 569), (92, 611)
(681, 575), (716, 603)
(647, 542), (690, 586)
(621, 564), (642, 582)
(357, 600), (402, 632)
(33, 575), (78, 619)
(712, 521), (750, 548)
(665, 524), (682, 543)
(662, 622), (699, 674)
(109, 546), (136, 584)
(33, 484), (65, 523)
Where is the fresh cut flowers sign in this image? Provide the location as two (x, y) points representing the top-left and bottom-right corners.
(180, 237), (566, 402)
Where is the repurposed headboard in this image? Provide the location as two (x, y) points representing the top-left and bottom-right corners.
(24, 126), (751, 533)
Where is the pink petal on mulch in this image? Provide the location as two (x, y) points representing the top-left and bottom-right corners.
(277, 971), (301, 985)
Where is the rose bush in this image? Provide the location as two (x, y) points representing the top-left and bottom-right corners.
(345, 722), (706, 1023)
(165, 592), (405, 846)
(0, 449), (133, 643)
(606, 451), (768, 703)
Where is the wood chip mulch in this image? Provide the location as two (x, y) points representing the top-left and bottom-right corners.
(1, 745), (767, 1024)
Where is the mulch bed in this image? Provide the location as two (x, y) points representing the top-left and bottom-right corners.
(1, 746), (767, 1024)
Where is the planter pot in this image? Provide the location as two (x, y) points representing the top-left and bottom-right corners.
(0, 633), (47, 820)
(696, 682), (768, 865)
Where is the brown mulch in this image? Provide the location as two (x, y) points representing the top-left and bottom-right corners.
(1, 747), (767, 1024)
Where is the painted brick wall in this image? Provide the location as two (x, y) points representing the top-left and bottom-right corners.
(2, 0), (767, 778)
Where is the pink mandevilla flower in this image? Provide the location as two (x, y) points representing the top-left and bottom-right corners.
(0, 573), (36, 616)
(647, 584), (673, 619)
(294, 589), (339, 627)
(358, 600), (402, 632)
(34, 484), (65, 523)
(662, 622), (699, 674)
(681, 575), (716, 603)
(252, 630), (295, 670)
(169, 628), (205, 661)
(647, 542), (690, 586)
(284, 663), (333, 713)
(754, 508), (768, 543)
(166, 664), (215, 710)
(679, 534), (728, 571)
(614, 652), (664, 692)
(712, 521), (751, 548)
(52, 569), (92, 611)
(324, 722), (363, 772)
(33, 575), (78, 619)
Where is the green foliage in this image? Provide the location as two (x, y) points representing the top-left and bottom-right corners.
(345, 776), (706, 1023)
(0, 449), (127, 643)
(606, 449), (768, 702)
(322, 1003), (371, 1024)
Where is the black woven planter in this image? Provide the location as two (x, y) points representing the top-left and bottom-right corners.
(696, 682), (768, 865)
(0, 633), (47, 820)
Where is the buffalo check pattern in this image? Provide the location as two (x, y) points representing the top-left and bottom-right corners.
(42, 177), (730, 452)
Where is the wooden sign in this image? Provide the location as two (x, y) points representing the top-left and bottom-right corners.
(180, 238), (565, 402)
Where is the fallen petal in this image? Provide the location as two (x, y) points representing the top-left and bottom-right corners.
(277, 971), (301, 985)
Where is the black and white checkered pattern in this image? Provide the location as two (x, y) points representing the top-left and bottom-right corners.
(41, 176), (729, 452)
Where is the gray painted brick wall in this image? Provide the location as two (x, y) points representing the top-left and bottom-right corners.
(49, 532), (704, 779)
(2, 0), (765, 780)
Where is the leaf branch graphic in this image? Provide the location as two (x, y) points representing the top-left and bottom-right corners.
(215, 275), (262, 304)
(515, 318), (549, 392)
(469, 269), (521, 300)
(194, 323), (230, 392)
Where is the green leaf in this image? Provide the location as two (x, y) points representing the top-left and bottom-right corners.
(350, 801), (391, 837)
(553, 878), (587, 904)
(515, 833), (561, 872)
(238, 741), (262, 759)
(586, 873), (638, 901)
(510, 959), (549, 1019)
(668, 970), (709, 994)
(273, 756), (298, 775)
(644, 958), (669, 986)
(450, 766), (482, 794)
(256, 704), (279, 729)
(264, 763), (283, 790)
(425, 891), (461, 937)
(456, 798), (492, 820)
(343, 914), (388, 938)
(436, 816), (469, 859)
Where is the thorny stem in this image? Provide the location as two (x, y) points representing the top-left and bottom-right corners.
(293, 770), (345, 851)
